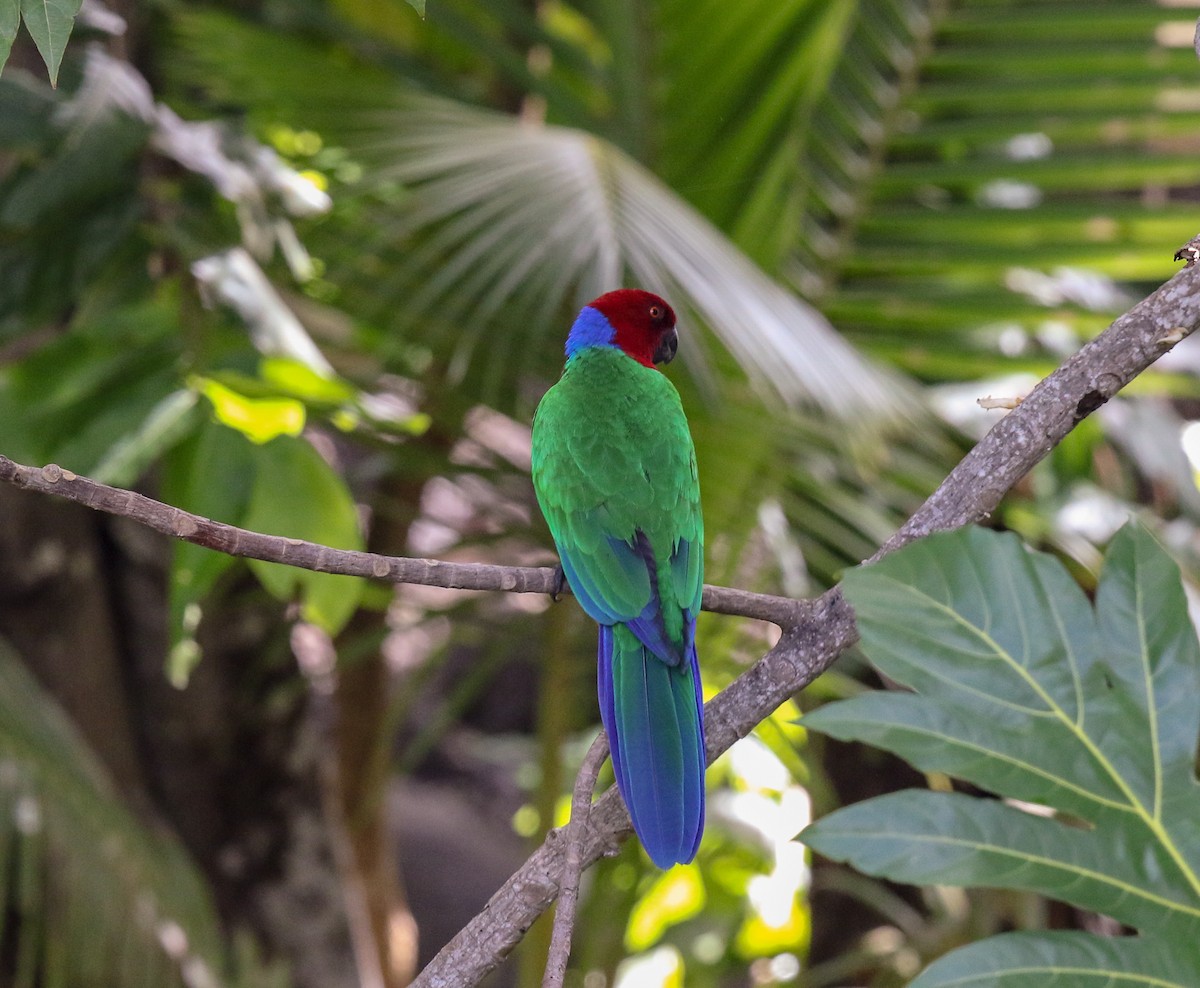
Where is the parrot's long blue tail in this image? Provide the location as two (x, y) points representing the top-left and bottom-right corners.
(598, 623), (705, 868)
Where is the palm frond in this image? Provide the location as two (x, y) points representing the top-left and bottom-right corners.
(356, 95), (914, 420)
(554, 0), (938, 297)
(163, 6), (920, 420)
(822, 0), (1200, 383)
(0, 637), (261, 988)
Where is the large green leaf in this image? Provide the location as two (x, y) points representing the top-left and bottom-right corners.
(7, 0), (83, 85)
(801, 523), (1200, 983)
(0, 0), (19, 72)
(242, 434), (365, 636)
(915, 930), (1200, 987)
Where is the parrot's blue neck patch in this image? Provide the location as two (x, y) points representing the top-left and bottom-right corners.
(565, 306), (617, 359)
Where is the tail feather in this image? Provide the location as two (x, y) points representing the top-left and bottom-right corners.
(598, 624), (705, 868)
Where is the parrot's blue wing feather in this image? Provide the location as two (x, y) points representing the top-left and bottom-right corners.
(558, 526), (682, 666)
(621, 533), (683, 667)
(552, 510), (650, 624)
(558, 550), (625, 625)
(626, 602), (681, 667)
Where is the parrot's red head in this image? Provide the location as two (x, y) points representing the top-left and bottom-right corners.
(566, 289), (679, 369)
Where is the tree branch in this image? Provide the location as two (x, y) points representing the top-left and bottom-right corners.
(875, 268), (1200, 558)
(404, 263), (1200, 987)
(2, 263), (1198, 987)
(542, 733), (609, 988)
(0, 459), (802, 629)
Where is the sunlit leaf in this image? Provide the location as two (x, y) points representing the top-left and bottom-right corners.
(734, 898), (808, 958)
(615, 945), (685, 988)
(801, 523), (1200, 983)
(259, 357), (355, 404)
(195, 376), (307, 445)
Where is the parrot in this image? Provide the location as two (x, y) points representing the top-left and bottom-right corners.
(531, 288), (705, 869)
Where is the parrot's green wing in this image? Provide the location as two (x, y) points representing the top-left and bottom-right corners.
(531, 349), (703, 657)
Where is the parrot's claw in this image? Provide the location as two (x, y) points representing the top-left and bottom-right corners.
(550, 564), (567, 602)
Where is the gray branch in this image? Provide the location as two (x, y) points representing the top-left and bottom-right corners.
(0, 459), (802, 628)
(2, 263), (1198, 986)
(407, 262), (1200, 987)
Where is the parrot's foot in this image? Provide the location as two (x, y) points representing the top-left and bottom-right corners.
(1175, 234), (1200, 267)
(550, 564), (567, 602)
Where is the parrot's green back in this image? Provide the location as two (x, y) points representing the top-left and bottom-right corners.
(532, 347), (703, 634)
(532, 335), (706, 868)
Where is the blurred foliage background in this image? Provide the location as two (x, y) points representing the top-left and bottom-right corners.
(2, 0), (1200, 985)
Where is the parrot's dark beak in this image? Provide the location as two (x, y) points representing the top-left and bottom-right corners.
(653, 328), (678, 365)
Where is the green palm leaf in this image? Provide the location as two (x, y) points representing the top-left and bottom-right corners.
(658, 0), (937, 285)
(359, 94), (913, 419)
(801, 523), (1200, 984)
(822, 0), (1200, 383)
(165, 8), (916, 421)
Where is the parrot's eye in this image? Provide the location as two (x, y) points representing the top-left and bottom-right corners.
(649, 305), (663, 320)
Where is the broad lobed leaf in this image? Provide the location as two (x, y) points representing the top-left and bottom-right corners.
(916, 930), (1200, 987)
(805, 790), (1200, 938)
(802, 522), (1200, 981)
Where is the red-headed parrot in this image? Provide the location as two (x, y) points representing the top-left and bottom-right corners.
(531, 289), (705, 868)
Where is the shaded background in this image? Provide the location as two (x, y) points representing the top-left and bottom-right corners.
(2, 0), (1200, 985)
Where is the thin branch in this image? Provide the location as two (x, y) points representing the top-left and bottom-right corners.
(404, 263), (1200, 988)
(2, 264), (1199, 987)
(542, 733), (609, 988)
(0, 458), (802, 628)
(874, 268), (1200, 558)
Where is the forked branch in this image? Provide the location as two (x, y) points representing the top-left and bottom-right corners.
(1, 263), (1198, 987)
